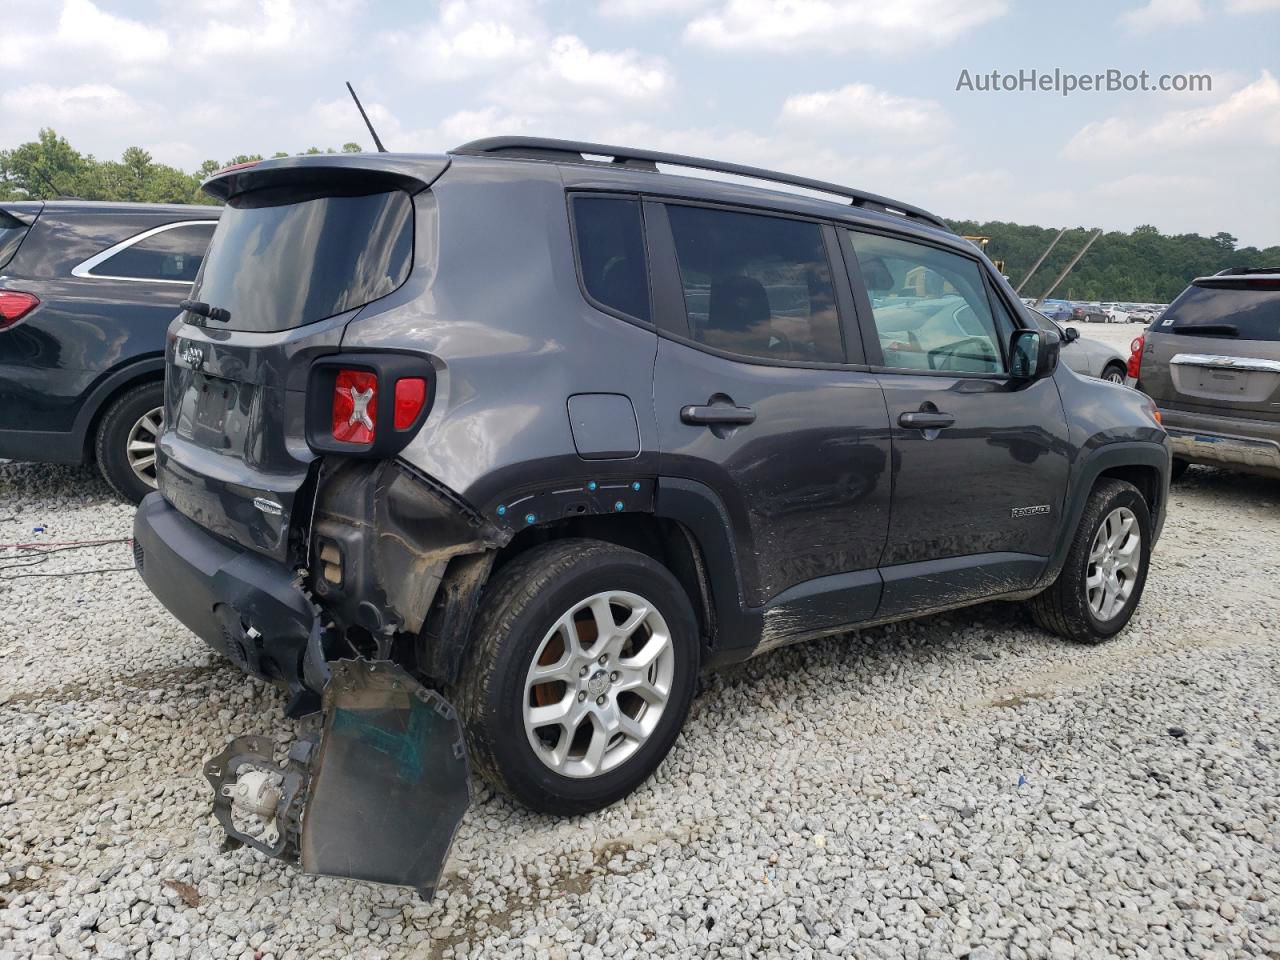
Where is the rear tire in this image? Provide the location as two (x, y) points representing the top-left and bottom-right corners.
(1028, 479), (1151, 644)
(1170, 458), (1190, 482)
(454, 539), (699, 815)
(95, 382), (164, 504)
(1101, 362), (1127, 384)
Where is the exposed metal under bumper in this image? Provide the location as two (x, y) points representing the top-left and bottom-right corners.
(1167, 427), (1280, 476)
(206, 660), (471, 898)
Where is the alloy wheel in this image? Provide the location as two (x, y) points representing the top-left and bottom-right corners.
(126, 406), (164, 489)
(1086, 506), (1141, 621)
(522, 590), (675, 779)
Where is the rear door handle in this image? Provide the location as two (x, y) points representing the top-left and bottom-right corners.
(898, 411), (956, 430)
(681, 404), (756, 426)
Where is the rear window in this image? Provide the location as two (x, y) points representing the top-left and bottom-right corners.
(0, 211), (30, 270)
(192, 187), (414, 333)
(1160, 284), (1280, 342)
(667, 204), (844, 363)
(90, 222), (215, 283)
(572, 196), (650, 323)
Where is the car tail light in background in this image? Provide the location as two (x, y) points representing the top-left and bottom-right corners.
(1128, 335), (1144, 380)
(0, 291), (39, 330)
(332, 369), (378, 444)
(307, 354), (434, 457)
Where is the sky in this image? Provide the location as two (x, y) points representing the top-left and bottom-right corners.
(2, 0), (1277, 246)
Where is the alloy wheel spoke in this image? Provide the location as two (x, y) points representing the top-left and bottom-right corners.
(581, 716), (610, 774)
(527, 697), (574, 729)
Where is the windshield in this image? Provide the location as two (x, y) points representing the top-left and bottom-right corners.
(1160, 284), (1280, 341)
(191, 186), (414, 333)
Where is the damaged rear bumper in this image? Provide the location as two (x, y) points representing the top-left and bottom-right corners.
(133, 492), (474, 895)
(133, 492), (329, 715)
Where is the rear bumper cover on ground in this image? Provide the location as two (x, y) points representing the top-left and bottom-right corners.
(133, 491), (328, 714)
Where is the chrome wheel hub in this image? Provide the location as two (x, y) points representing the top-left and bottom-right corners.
(1086, 506), (1141, 622)
(126, 406), (164, 489)
(522, 590), (674, 779)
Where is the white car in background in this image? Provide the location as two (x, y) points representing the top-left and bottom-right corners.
(1104, 304), (1130, 323)
(1028, 308), (1130, 383)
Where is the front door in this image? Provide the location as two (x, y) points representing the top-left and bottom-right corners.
(843, 228), (1070, 617)
(647, 200), (892, 635)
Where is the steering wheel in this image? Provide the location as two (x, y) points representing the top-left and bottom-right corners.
(927, 337), (996, 372)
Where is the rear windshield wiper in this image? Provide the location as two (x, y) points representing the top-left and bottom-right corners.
(1172, 323), (1238, 337)
(180, 300), (231, 324)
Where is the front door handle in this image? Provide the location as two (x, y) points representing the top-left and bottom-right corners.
(898, 411), (956, 430)
(681, 404), (756, 426)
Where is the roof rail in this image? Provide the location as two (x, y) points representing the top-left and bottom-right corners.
(1213, 266), (1280, 277)
(450, 136), (952, 233)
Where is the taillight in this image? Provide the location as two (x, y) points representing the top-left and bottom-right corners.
(332, 369), (378, 445)
(307, 355), (434, 457)
(1127, 335), (1144, 380)
(394, 377), (427, 430)
(0, 291), (39, 331)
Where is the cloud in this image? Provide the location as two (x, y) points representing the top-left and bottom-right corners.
(684, 0), (1008, 52)
(0, 83), (143, 122)
(1225, 0), (1280, 10)
(383, 0), (544, 80)
(781, 83), (949, 138)
(598, 0), (712, 16)
(56, 0), (170, 63)
(1118, 0), (1205, 31)
(1066, 70), (1280, 156)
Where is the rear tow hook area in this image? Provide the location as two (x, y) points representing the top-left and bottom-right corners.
(204, 659), (471, 899)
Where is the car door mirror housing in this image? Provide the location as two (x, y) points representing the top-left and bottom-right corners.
(1063, 325), (1080, 343)
(1010, 328), (1060, 380)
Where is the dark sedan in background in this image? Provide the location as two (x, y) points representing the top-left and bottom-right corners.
(0, 201), (218, 500)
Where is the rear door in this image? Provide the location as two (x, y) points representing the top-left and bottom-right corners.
(647, 200), (891, 626)
(159, 181), (417, 560)
(1141, 277), (1280, 422)
(843, 228), (1070, 617)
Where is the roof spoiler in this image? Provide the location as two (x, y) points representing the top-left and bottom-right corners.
(201, 154), (451, 202)
(450, 136), (952, 233)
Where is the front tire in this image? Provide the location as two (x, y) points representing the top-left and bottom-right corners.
(95, 382), (164, 504)
(1028, 479), (1151, 643)
(1101, 362), (1127, 384)
(455, 539), (699, 814)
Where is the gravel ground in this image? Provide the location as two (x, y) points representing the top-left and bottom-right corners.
(1, 457), (1278, 960)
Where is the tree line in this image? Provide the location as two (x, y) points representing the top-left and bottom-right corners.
(0, 129), (362, 208)
(948, 220), (1278, 304)
(2, 130), (1274, 303)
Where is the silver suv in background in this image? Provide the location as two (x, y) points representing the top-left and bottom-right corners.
(1131, 268), (1280, 480)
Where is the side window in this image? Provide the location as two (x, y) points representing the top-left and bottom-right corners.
(848, 231), (1008, 374)
(91, 222), (216, 283)
(666, 204), (844, 363)
(572, 196), (650, 323)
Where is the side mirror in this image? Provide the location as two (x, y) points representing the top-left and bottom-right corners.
(1009, 328), (1060, 381)
(1063, 326), (1081, 343)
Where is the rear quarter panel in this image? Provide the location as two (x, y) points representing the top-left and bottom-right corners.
(339, 159), (660, 510)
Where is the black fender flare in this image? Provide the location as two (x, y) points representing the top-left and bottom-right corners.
(1039, 439), (1171, 589)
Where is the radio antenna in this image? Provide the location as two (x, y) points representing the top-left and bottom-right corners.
(345, 81), (387, 153)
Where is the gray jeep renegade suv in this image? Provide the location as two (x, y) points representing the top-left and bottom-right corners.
(133, 138), (1169, 894)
